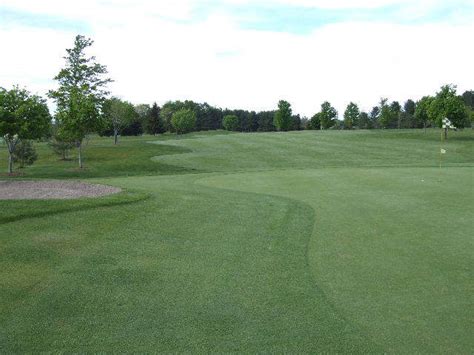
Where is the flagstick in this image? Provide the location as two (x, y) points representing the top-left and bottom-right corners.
(439, 128), (443, 181)
(439, 118), (456, 182)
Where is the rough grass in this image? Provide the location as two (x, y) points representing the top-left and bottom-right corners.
(0, 129), (472, 352)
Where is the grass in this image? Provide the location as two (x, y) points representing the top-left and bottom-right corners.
(0, 129), (473, 352)
(0, 135), (196, 179)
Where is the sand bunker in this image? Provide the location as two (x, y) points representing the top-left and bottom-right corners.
(0, 180), (121, 200)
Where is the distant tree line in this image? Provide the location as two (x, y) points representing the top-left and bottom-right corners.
(97, 85), (472, 137)
(97, 99), (282, 136)
(1, 33), (473, 173)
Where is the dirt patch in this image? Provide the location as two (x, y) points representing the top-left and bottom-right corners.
(0, 172), (25, 177)
(0, 180), (122, 200)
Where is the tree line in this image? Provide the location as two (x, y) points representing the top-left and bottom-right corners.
(1, 34), (473, 173)
(97, 85), (473, 137)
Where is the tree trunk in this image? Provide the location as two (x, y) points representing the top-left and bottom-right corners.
(444, 127), (448, 140)
(423, 121), (426, 133)
(8, 151), (13, 174)
(78, 142), (83, 169)
(114, 129), (118, 145)
(5, 136), (18, 174)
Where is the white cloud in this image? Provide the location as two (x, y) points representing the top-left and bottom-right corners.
(0, 0), (473, 117)
(226, 0), (411, 9)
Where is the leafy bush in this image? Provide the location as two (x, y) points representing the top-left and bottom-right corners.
(223, 114), (239, 131)
(12, 140), (38, 168)
(171, 108), (196, 134)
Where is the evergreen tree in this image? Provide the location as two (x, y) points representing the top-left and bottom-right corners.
(147, 102), (164, 134)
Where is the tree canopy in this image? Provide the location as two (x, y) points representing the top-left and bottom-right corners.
(0, 86), (51, 173)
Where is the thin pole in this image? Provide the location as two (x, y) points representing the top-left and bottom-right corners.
(439, 128), (443, 181)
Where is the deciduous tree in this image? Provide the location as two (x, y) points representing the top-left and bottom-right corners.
(49, 35), (112, 168)
(0, 86), (50, 173)
(274, 100), (292, 131)
(103, 97), (136, 144)
(171, 108), (196, 134)
(414, 96), (433, 132)
(223, 114), (239, 131)
(309, 112), (322, 130)
(343, 102), (360, 129)
(319, 101), (337, 130)
(379, 98), (395, 128)
(428, 85), (468, 138)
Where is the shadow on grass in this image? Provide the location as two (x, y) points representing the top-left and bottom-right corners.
(0, 190), (149, 225)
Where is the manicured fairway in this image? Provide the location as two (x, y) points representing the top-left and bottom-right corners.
(0, 130), (472, 352)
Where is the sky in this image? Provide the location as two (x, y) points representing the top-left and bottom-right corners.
(1, 0), (473, 117)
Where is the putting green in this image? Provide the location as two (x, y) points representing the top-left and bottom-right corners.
(197, 167), (473, 353)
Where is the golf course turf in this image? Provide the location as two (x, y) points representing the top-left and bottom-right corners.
(0, 129), (472, 352)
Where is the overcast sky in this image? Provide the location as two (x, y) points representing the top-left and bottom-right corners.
(1, 0), (473, 117)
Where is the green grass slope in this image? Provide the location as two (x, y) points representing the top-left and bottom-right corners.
(151, 129), (473, 171)
(0, 129), (473, 352)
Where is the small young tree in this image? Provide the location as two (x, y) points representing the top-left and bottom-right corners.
(0, 86), (51, 173)
(49, 35), (112, 168)
(274, 100), (292, 131)
(49, 128), (76, 160)
(223, 114), (239, 131)
(171, 108), (196, 134)
(12, 140), (38, 168)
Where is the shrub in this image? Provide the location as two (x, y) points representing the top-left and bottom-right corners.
(49, 134), (75, 160)
(12, 140), (38, 168)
